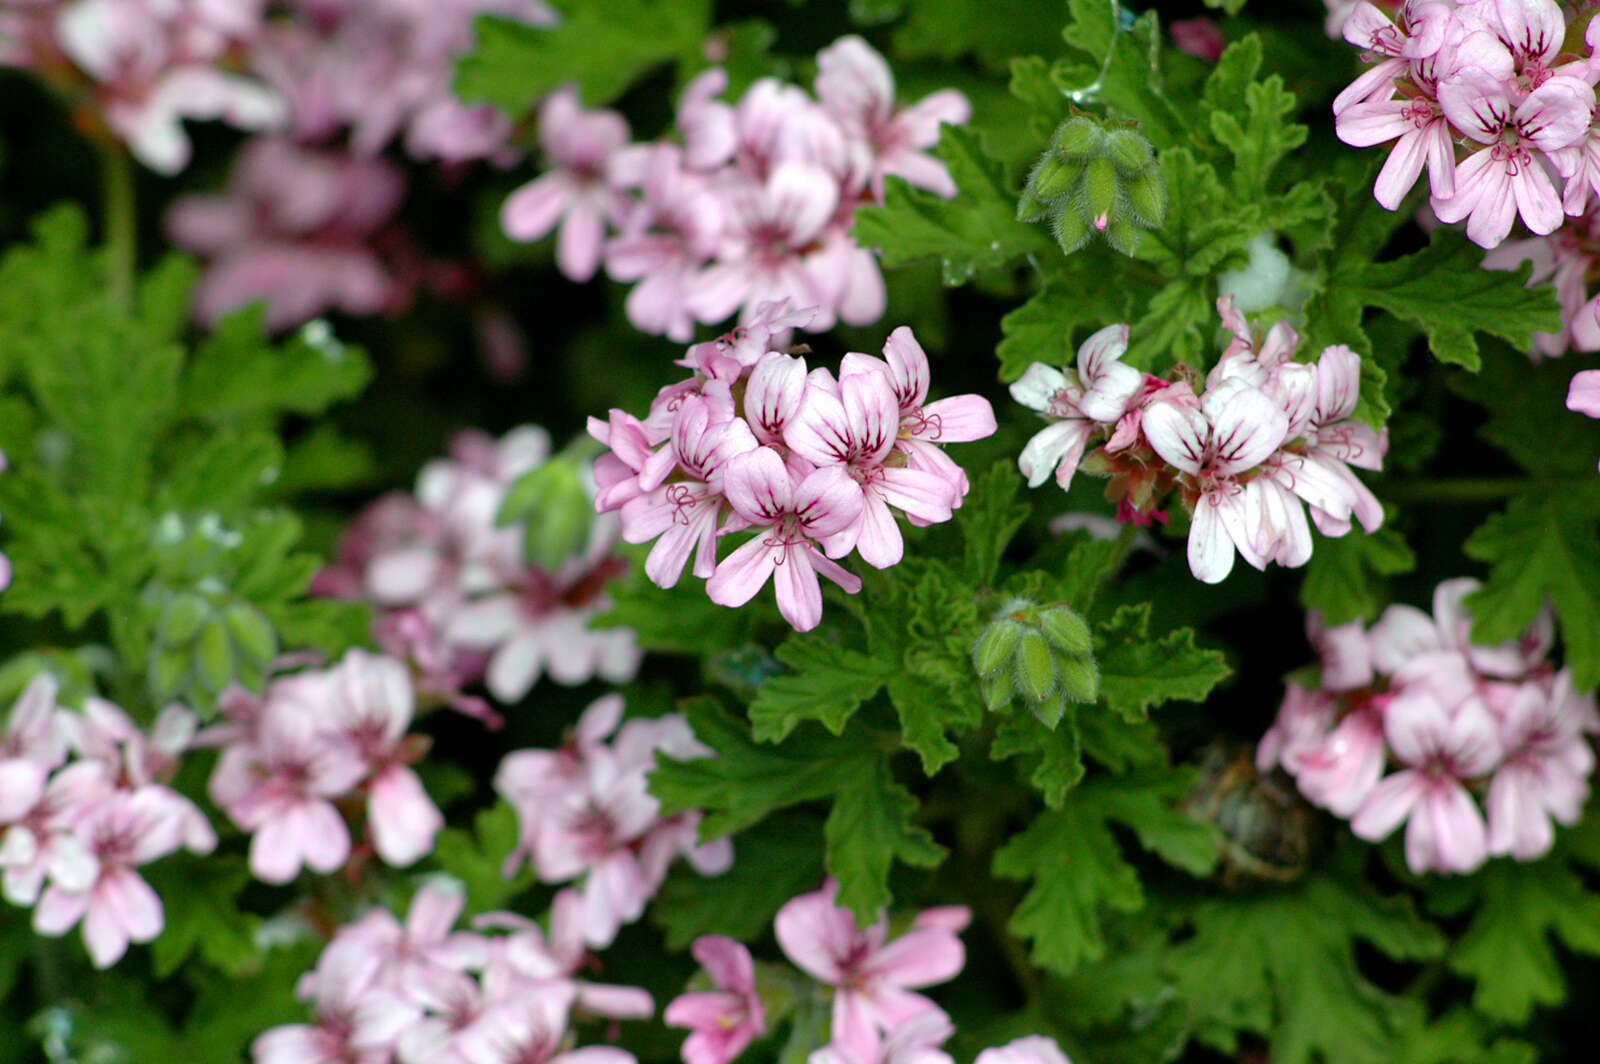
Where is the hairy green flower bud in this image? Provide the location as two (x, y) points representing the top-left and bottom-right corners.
(981, 670), (1015, 712)
(1052, 116), (1103, 159)
(1016, 186), (1051, 224)
(1030, 691), (1067, 729)
(1103, 211), (1144, 257)
(1124, 169), (1168, 227)
(1051, 202), (1091, 254)
(1103, 129), (1154, 175)
(1038, 605), (1093, 657)
(973, 616), (1025, 678)
(1015, 630), (1058, 704)
(1083, 156), (1119, 229)
(1058, 652), (1100, 704)
(1027, 153), (1078, 205)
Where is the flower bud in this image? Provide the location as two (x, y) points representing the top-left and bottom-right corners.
(1103, 129), (1154, 175)
(500, 459), (594, 572)
(1039, 605), (1093, 657)
(1028, 154), (1078, 204)
(1015, 630), (1058, 704)
(982, 670), (1015, 712)
(1082, 157), (1119, 230)
(1051, 203), (1091, 253)
(1124, 169), (1167, 227)
(1057, 653), (1100, 704)
(973, 616), (1025, 678)
(1052, 116), (1103, 159)
(1030, 691), (1067, 729)
(1103, 211), (1144, 256)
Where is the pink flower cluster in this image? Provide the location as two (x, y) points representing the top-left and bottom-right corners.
(667, 880), (1073, 1064)
(496, 695), (732, 949)
(1334, 1), (1600, 251)
(315, 425), (640, 710)
(590, 308), (996, 631)
(161, 0), (556, 333)
(251, 0), (557, 166)
(500, 35), (971, 340)
(1011, 299), (1387, 584)
(1258, 580), (1599, 875)
(0, 0), (285, 173)
(1, 675), (215, 967)
(670, 880), (967, 1064)
(205, 649), (444, 885)
(254, 883), (652, 1064)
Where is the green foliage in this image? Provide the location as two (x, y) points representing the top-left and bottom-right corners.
(144, 856), (262, 978)
(1094, 603), (1231, 721)
(1299, 525), (1416, 627)
(431, 800), (539, 914)
(852, 125), (1052, 284)
(455, 0), (711, 113)
(0, 207), (370, 719)
(651, 697), (938, 923)
(992, 771), (1218, 975)
(1463, 495), (1600, 690)
(1164, 863), (1445, 1064)
(651, 816), (825, 948)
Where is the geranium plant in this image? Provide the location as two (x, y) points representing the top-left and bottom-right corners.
(1, 1), (1598, 1062)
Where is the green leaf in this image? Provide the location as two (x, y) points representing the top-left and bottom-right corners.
(651, 697), (867, 837)
(957, 461), (1032, 585)
(455, 1), (710, 114)
(825, 758), (946, 922)
(144, 855), (262, 978)
(1298, 525), (1416, 627)
(893, 0), (1069, 73)
(1166, 864), (1445, 1064)
(180, 310), (373, 425)
(594, 568), (753, 654)
(1449, 341), (1600, 476)
(749, 635), (894, 742)
(431, 801), (538, 914)
(1330, 228), (1561, 371)
(1431, 855), (1600, 1024)
(993, 771), (1213, 974)
(852, 125), (1051, 282)
(991, 706), (1085, 806)
(1094, 603), (1231, 721)
(1056, 0), (1186, 148)
(651, 816), (826, 949)
(1207, 74), (1306, 198)
(1463, 494), (1600, 689)
(996, 256), (1137, 382)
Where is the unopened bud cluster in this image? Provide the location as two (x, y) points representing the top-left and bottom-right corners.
(972, 598), (1099, 728)
(1017, 117), (1167, 256)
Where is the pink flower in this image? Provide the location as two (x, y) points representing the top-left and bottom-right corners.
(502, 85), (631, 282)
(813, 35), (971, 199)
(329, 650), (443, 867)
(1351, 692), (1501, 874)
(774, 881), (966, 1064)
(784, 367), (956, 568)
(1143, 379), (1290, 583)
(707, 449), (864, 631)
(208, 673), (367, 884)
(456, 982), (636, 1064)
(1485, 674), (1595, 860)
(973, 1036), (1073, 1064)
(1010, 324), (1142, 492)
(1431, 69), (1594, 248)
(32, 785), (195, 968)
(845, 326), (996, 499)
(665, 935), (765, 1064)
